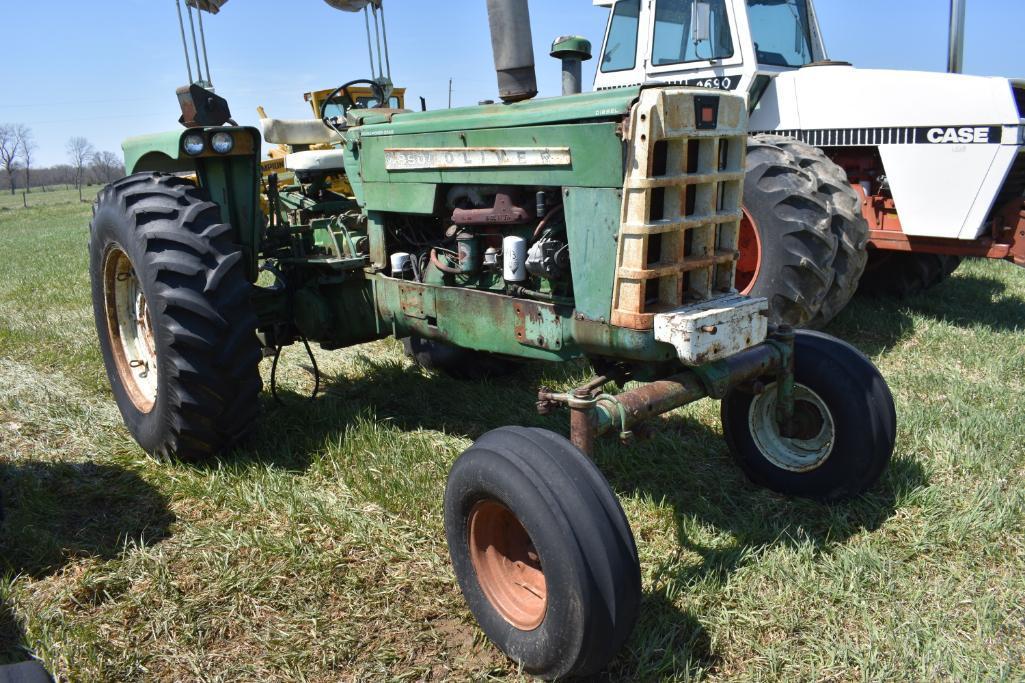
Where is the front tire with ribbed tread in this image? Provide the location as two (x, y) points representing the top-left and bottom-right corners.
(742, 136), (838, 327)
(444, 426), (641, 679)
(89, 172), (262, 462)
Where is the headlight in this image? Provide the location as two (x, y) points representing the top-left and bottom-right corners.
(211, 132), (234, 154)
(182, 133), (205, 156)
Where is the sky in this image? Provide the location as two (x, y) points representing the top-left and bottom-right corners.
(2, 0), (1024, 168)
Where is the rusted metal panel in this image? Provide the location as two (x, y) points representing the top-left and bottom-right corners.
(514, 300), (563, 351)
(398, 282), (436, 320)
(385, 147), (571, 171)
(654, 294), (768, 365)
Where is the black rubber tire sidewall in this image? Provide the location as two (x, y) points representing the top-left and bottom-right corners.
(88, 173), (262, 462)
(743, 137), (838, 327)
(721, 331), (896, 501)
(90, 195), (177, 455)
(444, 427), (640, 679)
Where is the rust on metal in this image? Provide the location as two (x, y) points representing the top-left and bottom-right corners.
(468, 500), (547, 631)
(569, 389), (597, 456)
(452, 190), (530, 226)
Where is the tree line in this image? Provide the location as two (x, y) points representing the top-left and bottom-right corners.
(0, 124), (124, 201)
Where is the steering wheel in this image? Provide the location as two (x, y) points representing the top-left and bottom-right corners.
(320, 79), (388, 130)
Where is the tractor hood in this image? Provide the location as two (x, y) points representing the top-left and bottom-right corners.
(356, 87), (642, 138)
(749, 65), (1025, 243)
(753, 64), (1023, 133)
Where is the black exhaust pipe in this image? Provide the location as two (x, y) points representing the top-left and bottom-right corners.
(486, 0), (538, 103)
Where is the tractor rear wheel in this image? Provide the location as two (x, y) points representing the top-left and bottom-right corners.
(403, 336), (521, 380)
(766, 137), (870, 328)
(444, 427), (641, 679)
(89, 173), (262, 462)
(858, 252), (963, 298)
(740, 136), (837, 327)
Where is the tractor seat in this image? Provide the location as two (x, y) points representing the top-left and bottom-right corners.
(260, 118), (341, 146)
(285, 149), (348, 173)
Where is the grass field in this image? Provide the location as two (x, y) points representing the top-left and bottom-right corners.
(1, 196), (1023, 681)
(0, 186), (94, 212)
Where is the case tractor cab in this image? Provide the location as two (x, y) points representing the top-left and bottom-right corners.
(594, 0), (1025, 326)
(89, 0), (896, 678)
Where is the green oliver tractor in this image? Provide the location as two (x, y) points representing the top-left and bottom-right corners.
(89, 0), (896, 678)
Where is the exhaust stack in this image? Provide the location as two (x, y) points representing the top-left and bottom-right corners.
(947, 0), (966, 73)
(486, 0), (538, 103)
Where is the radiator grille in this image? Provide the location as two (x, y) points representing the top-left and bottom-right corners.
(611, 88), (746, 330)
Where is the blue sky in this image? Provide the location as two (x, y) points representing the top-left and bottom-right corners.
(3, 0), (1024, 167)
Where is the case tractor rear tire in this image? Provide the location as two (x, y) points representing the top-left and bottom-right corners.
(720, 330), (896, 502)
(89, 173), (262, 462)
(444, 427), (641, 680)
(766, 137), (870, 328)
(858, 252), (963, 298)
(740, 136), (838, 327)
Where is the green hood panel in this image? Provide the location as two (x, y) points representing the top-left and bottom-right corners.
(356, 87), (642, 137)
(123, 130), (190, 174)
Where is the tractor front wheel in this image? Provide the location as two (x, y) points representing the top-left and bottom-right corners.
(720, 331), (896, 502)
(444, 427), (641, 679)
(89, 173), (262, 462)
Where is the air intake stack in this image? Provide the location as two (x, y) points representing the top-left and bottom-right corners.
(486, 0), (538, 103)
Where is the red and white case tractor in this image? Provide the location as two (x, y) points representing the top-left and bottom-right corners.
(593, 0), (1025, 326)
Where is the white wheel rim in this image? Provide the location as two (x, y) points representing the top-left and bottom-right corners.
(103, 247), (159, 412)
(747, 383), (835, 472)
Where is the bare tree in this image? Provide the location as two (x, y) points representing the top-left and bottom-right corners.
(67, 136), (95, 201)
(90, 151), (124, 185)
(15, 125), (35, 192)
(0, 125), (21, 195)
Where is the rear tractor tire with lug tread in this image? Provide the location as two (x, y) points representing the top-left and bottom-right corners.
(858, 252), (963, 298)
(444, 426), (641, 680)
(720, 330), (896, 502)
(89, 172), (263, 462)
(740, 135), (838, 327)
(766, 136), (870, 328)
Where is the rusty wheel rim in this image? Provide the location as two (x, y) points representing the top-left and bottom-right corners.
(468, 500), (547, 631)
(736, 208), (761, 294)
(103, 247), (158, 413)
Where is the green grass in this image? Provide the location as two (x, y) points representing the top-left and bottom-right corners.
(1, 199), (1024, 681)
(0, 186), (98, 212)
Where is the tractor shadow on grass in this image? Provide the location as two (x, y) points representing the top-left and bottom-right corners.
(591, 415), (927, 680)
(245, 352), (926, 680)
(0, 462), (174, 666)
(240, 352), (588, 472)
(0, 462), (174, 579)
(829, 269), (1025, 356)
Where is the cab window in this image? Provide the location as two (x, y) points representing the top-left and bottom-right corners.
(652, 0), (734, 66)
(600, 0), (641, 73)
(747, 0), (815, 67)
